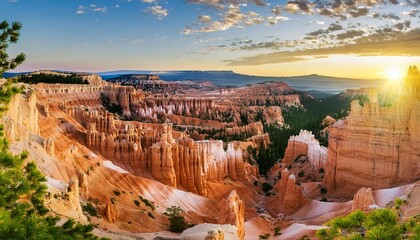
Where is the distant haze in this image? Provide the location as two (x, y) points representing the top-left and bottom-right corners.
(98, 70), (385, 98)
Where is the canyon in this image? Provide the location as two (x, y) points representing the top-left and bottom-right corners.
(1, 67), (419, 239)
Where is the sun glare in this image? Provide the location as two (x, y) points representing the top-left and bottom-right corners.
(385, 68), (404, 82)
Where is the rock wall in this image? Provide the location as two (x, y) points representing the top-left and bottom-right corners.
(325, 68), (420, 197)
(282, 130), (327, 169)
(3, 89), (39, 140)
(219, 190), (245, 240)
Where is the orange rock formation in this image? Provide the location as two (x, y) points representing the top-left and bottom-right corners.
(219, 190), (245, 240)
(325, 67), (420, 197)
(351, 187), (375, 212)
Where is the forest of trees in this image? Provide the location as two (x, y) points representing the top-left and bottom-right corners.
(18, 73), (88, 84)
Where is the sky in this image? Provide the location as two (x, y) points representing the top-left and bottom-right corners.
(1, 0), (419, 79)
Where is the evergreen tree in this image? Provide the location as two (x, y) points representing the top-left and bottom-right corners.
(0, 20), (26, 77)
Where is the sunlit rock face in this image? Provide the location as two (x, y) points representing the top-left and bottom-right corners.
(3, 89), (39, 140)
(282, 130), (328, 169)
(325, 66), (420, 197)
(351, 187), (375, 212)
(219, 190), (245, 240)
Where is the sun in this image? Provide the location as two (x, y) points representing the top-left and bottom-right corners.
(385, 68), (404, 82)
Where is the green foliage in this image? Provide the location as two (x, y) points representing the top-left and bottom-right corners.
(262, 182), (273, 193)
(274, 226), (281, 236)
(134, 200), (140, 207)
(18, 73), (88, 85)
(147, 212), (155, 219)
(0, 20), (26, 77)
(298, 170), (305, 177)
(164, 206), (193, 233)
(316, 209), (419, 240)
(320, 187), (327, 194)
(394, 198), (404, 210)
(259, 233), (270, 239)
(100, 93), (123, 115)
(82, 202), (98, 217)
(113, 190), (121, 196)
(139, 196), (156, 211)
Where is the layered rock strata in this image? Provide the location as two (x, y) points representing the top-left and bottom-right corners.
(325, 67), (420, 197)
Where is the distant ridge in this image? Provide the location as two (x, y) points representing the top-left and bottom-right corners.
(3, 70), (385, 99)
(97, 70), (385, 98)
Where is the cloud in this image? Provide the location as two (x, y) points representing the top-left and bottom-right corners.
(402, 9), (419, 17)
(285, 0), (314, 14)
(131, 39), (144, 44)
(145, 5), (168, 19)
(198, 15), (212, 23)
(76, 5), (107, 14)
(186, 0), (267, 9)
(93, 7), (107, 13)
(335, 29), (365, 39)
(266, 16), (290, 25)
(272, 5), (282, 15)
(142, 0), (155, 2)
(225, 28), (420, 66)
(186, 5), (264, 33)
(311, 20), (325, 25)
(327, 23), (343, 31)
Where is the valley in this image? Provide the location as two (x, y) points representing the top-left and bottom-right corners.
(1, 67), (419, 239)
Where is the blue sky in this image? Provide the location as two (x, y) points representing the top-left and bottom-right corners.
(1, 0), (419, 79)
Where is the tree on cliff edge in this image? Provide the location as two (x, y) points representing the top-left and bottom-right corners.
(0, 20), (25, 77)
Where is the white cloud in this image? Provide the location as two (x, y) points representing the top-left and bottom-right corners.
(131, 39), (144, 44)
(146, 5), (168, 19)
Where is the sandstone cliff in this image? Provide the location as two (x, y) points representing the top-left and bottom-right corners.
(3, 89), (39, 140)
(325, 81), (420, 197)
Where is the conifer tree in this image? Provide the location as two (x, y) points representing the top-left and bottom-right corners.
(0, 20), (26, 77)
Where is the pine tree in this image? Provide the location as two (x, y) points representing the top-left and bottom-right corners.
(0, 20), (26, 77)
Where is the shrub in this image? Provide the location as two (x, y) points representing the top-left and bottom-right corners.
(134, 200), (140, 207)
(316, 209), (415, 240)
(164, 206), (193, 233)
(320, 187), (327, 194)
(113, 190), (121, 196)
(274, 226), (281, 236)
(82, 202), (98, 217)
(259, 233), (270, 239)
(262, 182), (273, 193)
(298, 170), (305, 177)
(147, 212), (155, 219)
(139, 196), (156, 211)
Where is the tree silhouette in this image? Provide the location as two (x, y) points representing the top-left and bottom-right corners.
(0, 20), (26, 77)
